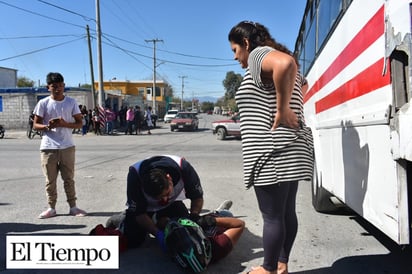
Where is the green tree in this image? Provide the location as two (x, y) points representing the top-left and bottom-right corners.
(222, 71), (242, 102)
(163, 82), (174, 97)
(80, 83), (92, 89)
(201, 101), (214, 112)
(226, 98), (238, 112)
(215, 97), (225, 107)
(17, 76), (35, 87)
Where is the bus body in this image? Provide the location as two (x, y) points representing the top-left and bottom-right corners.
(294, 0), (412, 245)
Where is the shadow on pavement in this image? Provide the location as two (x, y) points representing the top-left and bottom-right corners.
(292, 251), (412, 274)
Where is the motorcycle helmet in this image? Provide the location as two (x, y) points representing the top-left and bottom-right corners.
(164, 218), (212, 273)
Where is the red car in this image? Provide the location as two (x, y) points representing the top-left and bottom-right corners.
(211, 114), (241, 140)
(170, 112), (199, 131)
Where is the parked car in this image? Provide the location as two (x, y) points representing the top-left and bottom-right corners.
(212, 113), (241, 140)
(170, 112), (199, 131)
(163, 109), (179, 123)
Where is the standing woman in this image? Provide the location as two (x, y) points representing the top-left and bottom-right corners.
(228, 21), (313, 274)
(145, 106), (153, 135)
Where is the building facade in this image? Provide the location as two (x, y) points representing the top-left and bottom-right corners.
(94, 79), (167, 117)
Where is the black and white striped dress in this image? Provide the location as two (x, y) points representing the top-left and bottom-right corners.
(235, 46), (314, 189)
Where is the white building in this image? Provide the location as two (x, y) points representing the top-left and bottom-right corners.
(0, 67), (17, 88)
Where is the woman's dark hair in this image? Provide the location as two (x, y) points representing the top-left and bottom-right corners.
(46, 72), (64, 85)
(142, 168), (169, 197)
(228, 21), (297, 65)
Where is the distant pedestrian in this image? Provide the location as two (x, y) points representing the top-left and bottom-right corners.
(32, 72), (87, 219)
(87, 109), (93, 132)
(134, 105), (143, 135)
(81, 112), (87, 136)
(144, 106), (153, 135)
(125, 106), (135, 135)
(92, 107), (102, 135)
(105, 106), (116, 135)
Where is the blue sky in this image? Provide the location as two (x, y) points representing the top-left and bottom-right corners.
(0, 0), (306, 99)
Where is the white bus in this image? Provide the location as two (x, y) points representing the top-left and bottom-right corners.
(294, 0), (412, 245)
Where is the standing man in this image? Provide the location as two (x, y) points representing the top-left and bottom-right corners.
(125, 106), (135, 135)
(33, 72), (87, 219)
(134, 105), (143, 135)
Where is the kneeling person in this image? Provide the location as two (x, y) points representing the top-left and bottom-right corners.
(124, 155), (204, 249)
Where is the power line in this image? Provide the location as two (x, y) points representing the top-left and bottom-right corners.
(0, 34), (83, 40)
(0, 36), (86, 62)
(37, 0), (95, 22)
(0, 0), (235, 93)
(100, 34), (236, 68)
(101, 33), (152, 71)
(0, 1), (236, 67)
(0, 0), (84, 29)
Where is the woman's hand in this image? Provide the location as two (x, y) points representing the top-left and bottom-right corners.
(272, 108), (299, 131)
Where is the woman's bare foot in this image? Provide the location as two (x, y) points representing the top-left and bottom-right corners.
(244, 266), (276, 274)
(277, 262), (288, 274)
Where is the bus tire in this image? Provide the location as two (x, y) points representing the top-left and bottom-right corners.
(312, 161), (338, 213)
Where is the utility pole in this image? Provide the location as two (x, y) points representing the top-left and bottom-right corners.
(145, 38), (163, 114)
(86, 25), (96, 109)
(96, 0), (104, 107)
(191, 90), (194, 110)
(179, 76), (187, 111)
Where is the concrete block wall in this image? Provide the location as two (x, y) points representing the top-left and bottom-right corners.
(0, 91), (92, 129)
(0, 93), (38, 129)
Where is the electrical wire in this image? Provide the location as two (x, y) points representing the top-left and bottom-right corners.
(0, 36), (86, 62)
(0, 0), (84, 29)
(0, 34), (82, 40)
(37, 0), (95, 22)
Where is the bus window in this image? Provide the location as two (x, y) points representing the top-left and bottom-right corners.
(318, 0), (343, 50)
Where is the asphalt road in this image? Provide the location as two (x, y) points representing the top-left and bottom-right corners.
(0, 114), (411, 274)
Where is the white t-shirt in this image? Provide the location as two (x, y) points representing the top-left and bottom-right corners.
(33, 95), (81, 150)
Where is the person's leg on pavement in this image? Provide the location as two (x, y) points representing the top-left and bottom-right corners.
(39, 150), (59, 218)
(252, 183), (291, 274)
(278, 181), (299, 274)
(59, 146), (86, 216)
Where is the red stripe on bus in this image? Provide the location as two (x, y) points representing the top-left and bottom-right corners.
(304, 5), (385, 103)
(315, 58), (390, 113)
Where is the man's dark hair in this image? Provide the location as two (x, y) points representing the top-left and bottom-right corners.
(142, 168), (169, 197)
(46, 72), (64, 85)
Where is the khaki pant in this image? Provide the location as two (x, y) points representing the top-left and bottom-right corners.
(40, 146), (77, 208)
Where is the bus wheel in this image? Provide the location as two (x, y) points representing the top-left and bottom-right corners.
(311, 161), (338, 213)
